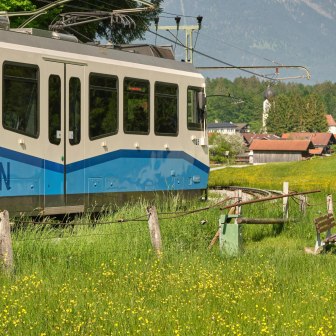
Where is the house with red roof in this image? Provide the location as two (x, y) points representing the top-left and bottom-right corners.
(249, 139), (314, 164)
(242, 133), (280, 146)
(281, 132), (336, 155)
(326, 115), (336, 134)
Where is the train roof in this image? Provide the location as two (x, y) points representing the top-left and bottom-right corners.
(0, 28), (201, 75)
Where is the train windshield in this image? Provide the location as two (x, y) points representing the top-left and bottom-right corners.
(154, 83), (178, 136)
(187, 87), (204, 131)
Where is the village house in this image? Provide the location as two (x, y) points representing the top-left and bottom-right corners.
(249, 139), (314, 164)
(326, 115), (336, 134)
(281, 132), (336, 155)
(207, 121), (250, 134)
(235, 123), (250, 133)
(242, 133), (280, 146)
(207, 122), (237, 134)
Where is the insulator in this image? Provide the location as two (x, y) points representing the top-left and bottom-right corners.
(197, 15), (203, 30)
(175, 16), (181, 29)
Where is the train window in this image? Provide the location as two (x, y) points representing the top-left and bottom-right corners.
(154, 83), (178, 136)
(124, 78), (149, 134)
(3, 62), (39, 138)
(89, 73), (118, 140)
(69, 77), (81, 145)
(49, 75), (61, 145)
(187, 87), (204, 131)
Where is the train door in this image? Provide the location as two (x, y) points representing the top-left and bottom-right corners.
(44, 60), (85, 213)
(64, 64), (86, 209)
(44, 61), (65, 211)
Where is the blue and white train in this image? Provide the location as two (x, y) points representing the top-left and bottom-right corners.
(0, 26), (209, 216)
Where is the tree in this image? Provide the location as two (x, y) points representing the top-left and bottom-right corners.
(267, 93), (328, 135)
(312, 81), (336, 118)
(206, 77), (272, 132)
(0, 0), (162, 43)
(267, 94), (294, 135)
(206, 77), (336, 133)
(209, 133), (245, 164)
(303, 94), (328, 132)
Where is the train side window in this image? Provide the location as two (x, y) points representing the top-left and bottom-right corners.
(89, 73), (118, 140)
(49, 75), (61, 145)
(187, 87), (204, 131)
(3, 62), (39, 138)
(69, 77), (81, 145)
(124, 78), (149, 134)
(154, 83), (178, 136)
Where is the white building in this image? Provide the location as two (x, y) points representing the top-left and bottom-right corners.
(207, 121), (238, 134)
(326, 115), (336, 134)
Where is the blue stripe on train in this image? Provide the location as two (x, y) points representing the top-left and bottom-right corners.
(0, 147), (209, 196)
(67, 149), (209, 174)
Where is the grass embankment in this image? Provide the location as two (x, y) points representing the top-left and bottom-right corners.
(1, 158), (336, 335)
(210, 155), (336, 192)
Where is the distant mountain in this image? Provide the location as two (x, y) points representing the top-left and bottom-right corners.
(153, 0), (336, 83)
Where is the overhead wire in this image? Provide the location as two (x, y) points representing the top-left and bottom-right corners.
(193, 28), (200, 50)
(148, 29), (278, 81)
(165, 29), (184, 51)
(15, 1), (290, 75)
(146, 15), (281, 103)
(66, 26), (96, 41)
(198, 31), (284, 67)
(33, 0), (157, 33)
(37, 0), (146, 12)
(141, 15), (286, 81)
(161, 11), (198, 18)
(13, 4), (293, 94)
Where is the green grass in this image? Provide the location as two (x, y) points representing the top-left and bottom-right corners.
(210, 155), (336, 192)
(1, 158), (336, 335)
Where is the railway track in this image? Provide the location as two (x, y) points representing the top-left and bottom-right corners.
(210, 186), (283, 200)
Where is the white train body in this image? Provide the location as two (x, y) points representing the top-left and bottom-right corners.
(0, 28), (209, 215)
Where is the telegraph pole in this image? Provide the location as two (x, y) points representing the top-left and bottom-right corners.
(155, 16), (202, 63)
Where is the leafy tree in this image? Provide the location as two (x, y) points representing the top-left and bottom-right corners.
(0, 0), (162, 43)
(206, 76), (271, 132)
(209, 133), (245, 164)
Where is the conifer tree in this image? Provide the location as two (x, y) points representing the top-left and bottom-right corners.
(267, 93), (328, 134)
(303, 94), (328, 132)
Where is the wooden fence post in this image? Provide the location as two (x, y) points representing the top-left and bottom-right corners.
(283, 182), (289, 220)
(0, 210), (13, 272)
(299, 195), (307, 214)
(147, 206), (162, 256)
(235, 189), (242, 216)
(327, 194), (333, 214)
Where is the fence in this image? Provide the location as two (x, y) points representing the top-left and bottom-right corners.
(0, 182), (329, 271)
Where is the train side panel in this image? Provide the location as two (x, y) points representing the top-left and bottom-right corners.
(0, 29), (209, 215)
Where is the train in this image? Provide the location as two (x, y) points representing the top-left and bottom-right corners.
(0, 25), (209, 216)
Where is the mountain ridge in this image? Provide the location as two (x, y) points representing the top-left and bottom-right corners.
(156, 0), (336, 83)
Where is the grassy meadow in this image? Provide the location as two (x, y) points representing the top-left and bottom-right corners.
(1, 157), (336, 335)
(210, 154), (336, 192)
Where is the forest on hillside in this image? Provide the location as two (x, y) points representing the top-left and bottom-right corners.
(206, 77), (336, 132)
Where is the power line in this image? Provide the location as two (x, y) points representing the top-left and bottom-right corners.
(161, 11), (198, 19)
(148, 29), (279, 81)
(199, 31), (284, 67)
